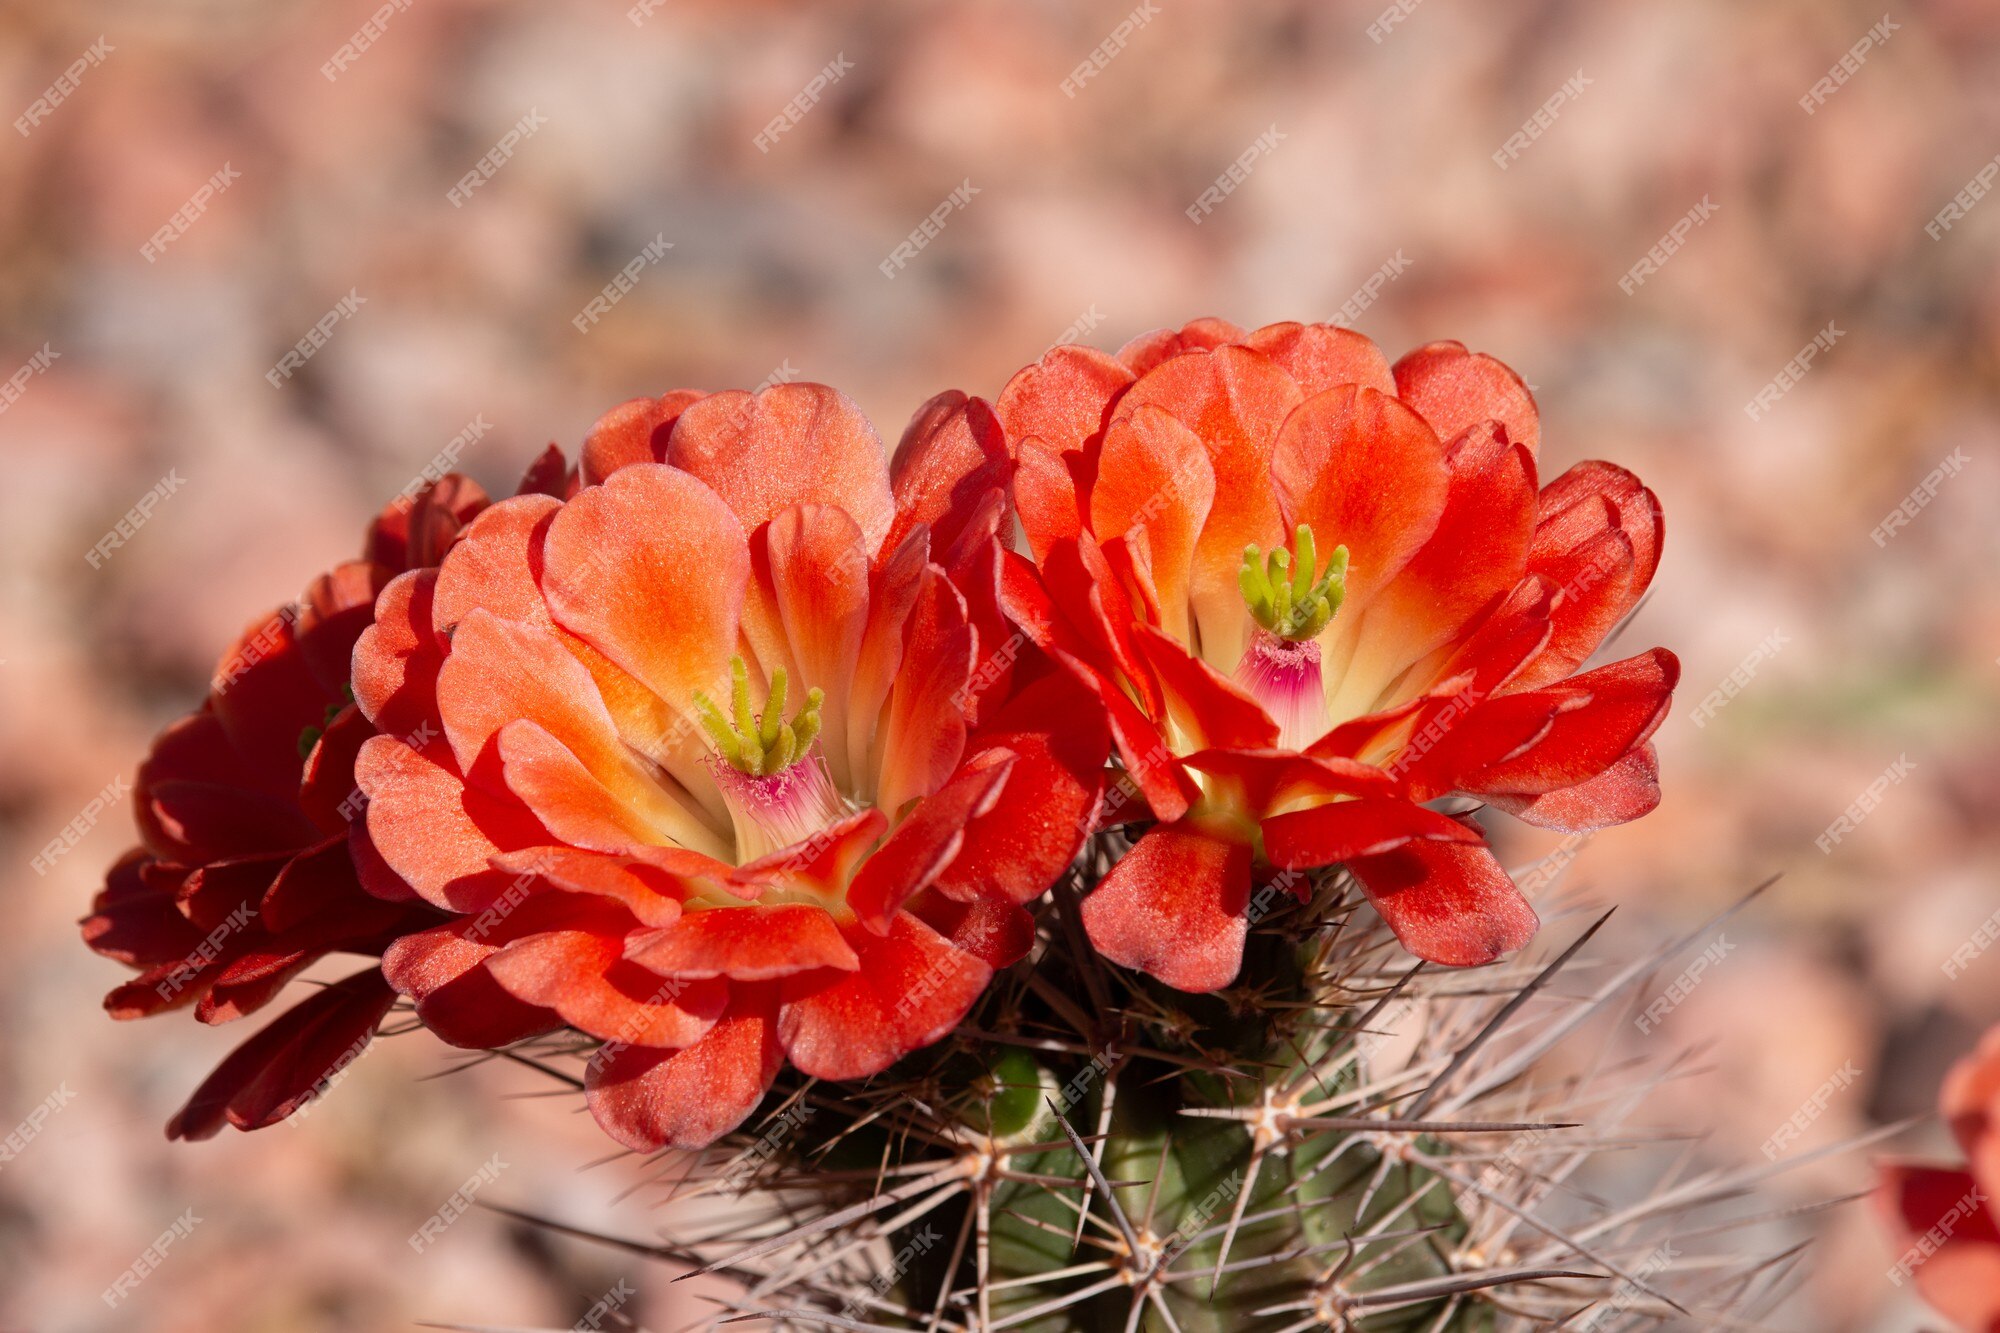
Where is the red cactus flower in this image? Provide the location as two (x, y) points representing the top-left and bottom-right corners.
(1876, 1025), (2000, 1329)
(994, 318), (1676, 989)
(353, 385), (1104, 1151)
(80, 463), (556, 1138)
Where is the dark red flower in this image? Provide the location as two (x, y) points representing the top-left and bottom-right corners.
(83, 458), (559, 1138)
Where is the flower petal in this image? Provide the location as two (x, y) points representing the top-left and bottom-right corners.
(1262, 798), (1482, 872)
(849, 750), (1013, 930)
(579, 390), (707, 486)
(668, 382), (894, 556)
(541, 463), (746, 719)
(1079, 821), (1252, 993)
(777, 914), (991, 1081)
(585, 984), (784, 1151)
(1245, 321), (1395, 396)
(887, 390), (1013, 558)
(1392, 340), (1540, 457)
(1088, 405), (1215, 645)
(1346, 838), (1538, 966)
(626, 903), (859, 981)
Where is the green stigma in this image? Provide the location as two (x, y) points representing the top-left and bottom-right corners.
(693, 656), (824, 777)
(1239, 525), (1349, 641)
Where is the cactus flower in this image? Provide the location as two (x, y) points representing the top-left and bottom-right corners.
(995, 318), (1676, 989)
(1876, 1024), (2000, 1328)
(352, 385), (1105, 1150)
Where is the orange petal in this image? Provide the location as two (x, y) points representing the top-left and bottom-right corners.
(540, 464), (745, 718)
(668, 382), (894, 556)
(579, 390), (707, 486)
(585, 984), (783, 1151)
(1245, 321), (1395, 396)
(887, 390), (1013, 557)
(1393, 340), (1540, 457)
(1346, 838), (1539, 967)
(432, 493), (562, 635)
(1089, 405), (1215, 645)
(776, 914), (991, 1080)
(1079, 821), (1251, 993)
(1112, 345), (1299, 669)
(626, 903), (859, 981)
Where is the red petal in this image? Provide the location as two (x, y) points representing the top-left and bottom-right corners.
(1245, 321), (1395, 396)
(777, 914), (991, 1080)
(382, 919), (562, 1048)
(1262, 798), (1481, 871)
(995, 344), (1133, 462)
(1872, 1162), (2000, 1330)
(668, 382), (894, 558)
(1132, 624), (1277, 751)
(874, 564), (974, 818)
(1116, 318), (1246, 374)
(910, 892), (1037, 970)
(936, 670), (1108, 908)
(1459, 649), (1678, 797)
(626, 903), (858, 981)
(1079, 822), (1252, 993)
(355, 734), (548, 911)
(850, 750), (1013, 929)
(1485, 743), (1661, 832)
(1346, 839), (1538, 966)
(1392, 340), (1540, 457)
(485, 920), (728, 1048)
(166, 969), (397, 1140)
(82, 851), (203, 967)
(579, 390), (706, 486)
(431, 493), (563, 635)
(1270, 384), (1451, 613)
(585, 985), (783, 1151)
(887, 390), (1013, 557)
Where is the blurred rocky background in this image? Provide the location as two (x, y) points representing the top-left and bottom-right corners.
(1, 0), (1996, 1328)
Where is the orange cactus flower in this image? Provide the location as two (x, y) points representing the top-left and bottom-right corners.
(353, 385), (1104, 1150)
(1876, 1025), (2000, 1329)
(994, 318), (1676, 990)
